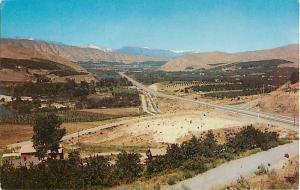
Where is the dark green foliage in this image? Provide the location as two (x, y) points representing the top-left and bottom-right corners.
(145, 155), (166, 174)
(67, 150), (81, 166)
(182, 156), (209, 173)
(6, 98), (41, 114)
(227, 125), (279, 152)
(0, 58), (71, 70)
(85, 89), (140, 108)
(181, 136), (201, 159)
(0, 58), (85, 77)
(8, 80), (95, 99)
(290, 71), (299, 84)
(199, 131), (219, 157)
(114, 151), (143, 181)
(165, 144), (185, 168)
(0, 110), (122, 125)
(0, 154), (113, 189)
(82, 155), (112, 187)
(32, 114), (66, 159)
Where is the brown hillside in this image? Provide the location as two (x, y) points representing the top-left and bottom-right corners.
(0, 39), (87, 72)
(1, 38), (169, 64)
(257, 82), (299, 117)
(161, 44), (299, 71)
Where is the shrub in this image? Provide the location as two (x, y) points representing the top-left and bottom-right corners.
(255, 164), (269, 175)
(115, 151), (143, 181)
(167, 176), (177, 185)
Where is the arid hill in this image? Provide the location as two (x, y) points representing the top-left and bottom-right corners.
(1, 38), (169, 64)
(0, 39), (97, 83)
(257, 82), (299, 117)
(160, 44), (299, 71)
(1, 39), (86, 72)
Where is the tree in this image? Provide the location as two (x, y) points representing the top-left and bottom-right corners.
(115, 151), (142, 181)
(290, 71), (299, 84)
(68, 150), (81, 166)
(32, 114), (66, 160)
(200, 130), (218, 158)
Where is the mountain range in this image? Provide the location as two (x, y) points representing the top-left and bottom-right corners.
(1, 39), (169, 65)
(1, 38), (298, 73)
(114, 46), (193, 58)
(160, 44), (299, 71)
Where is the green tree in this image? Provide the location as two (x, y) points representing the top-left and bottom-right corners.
(290, 71), (299, 84)
(32, 114), (66, 160)
(68, 150), (81, 166)
(115, 151), (142, 181)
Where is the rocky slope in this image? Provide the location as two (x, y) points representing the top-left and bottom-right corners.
(161, 44), (299, 71)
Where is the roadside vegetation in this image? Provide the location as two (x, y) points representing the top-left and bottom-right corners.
(0, 124), (287, 189)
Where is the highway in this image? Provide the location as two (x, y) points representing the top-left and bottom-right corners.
(119, 72), (299, 127)
(169, 141), (299, 190)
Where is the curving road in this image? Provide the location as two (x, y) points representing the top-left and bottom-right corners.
(169, 141), (299, 190)
(119, 72), (299, 128)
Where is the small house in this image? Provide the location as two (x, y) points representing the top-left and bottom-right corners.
(20, 142), (64, 161)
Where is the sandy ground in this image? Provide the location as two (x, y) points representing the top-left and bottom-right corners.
(255, 83), (299, 117)
(75, 108), (296, 153)
(148, 83), (159, 91)
(0, 124), (33, 150)
(157, 97), (204, 114)
(128, 113), (247, 143)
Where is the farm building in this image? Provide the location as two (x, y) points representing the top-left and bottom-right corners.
(20, 142), (64, 161)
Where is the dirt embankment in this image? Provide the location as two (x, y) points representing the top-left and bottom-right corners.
(257, 83), (299, 117)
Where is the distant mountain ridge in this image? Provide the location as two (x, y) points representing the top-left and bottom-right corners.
(115, 46), (193, 58)
(1, 38), (169, 64)
(160, 44), (299, 71)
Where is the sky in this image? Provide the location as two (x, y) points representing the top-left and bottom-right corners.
(1, 0), (299, 52)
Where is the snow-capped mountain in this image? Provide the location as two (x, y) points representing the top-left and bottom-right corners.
(114, 46), (193, 58)
(86, 44), (112, 52)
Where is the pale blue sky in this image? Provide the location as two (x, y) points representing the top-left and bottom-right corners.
(1, 0), (299, 52)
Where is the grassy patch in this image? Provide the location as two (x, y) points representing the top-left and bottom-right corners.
(77, 144), (150, 153)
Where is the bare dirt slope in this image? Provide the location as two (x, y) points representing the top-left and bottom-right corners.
(161, 44), (299, 71)
(256, 83), (299, 117)
(1, 39), (87, 72)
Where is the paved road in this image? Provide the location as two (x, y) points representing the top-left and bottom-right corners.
(146, 93), (159, 113)
(140, 94), (154, 115)
(169, 141), (299, 190)
(119, 72), (299, 128)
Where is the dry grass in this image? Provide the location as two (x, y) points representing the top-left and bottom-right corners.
(79, 107), (140, 116)
(0, 115), (140, 150)
(157, 97), (205, 114)
(0, 124), (33, 150)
